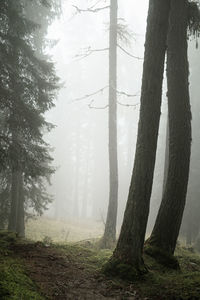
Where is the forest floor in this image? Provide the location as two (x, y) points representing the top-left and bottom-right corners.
(1, 229), (200, 299)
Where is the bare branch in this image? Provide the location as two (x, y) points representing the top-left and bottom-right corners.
(72, 86), (108, 103)
(117, 44), (143, 60)
(74, 46), (109, 61)
(117, 90), (140, 98)
(73, 5), (110, 14)
(88, 99), (109, 110)
(117, 101), (139, 108)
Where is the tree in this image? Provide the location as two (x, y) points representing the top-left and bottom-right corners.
(103, 0), (171, 277)
(100, 0), (118, 248)
(146, 0), (192, 266)
(73, 0), (139, 247)
(0, 0), (59, 236)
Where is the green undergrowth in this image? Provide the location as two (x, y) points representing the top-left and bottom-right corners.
(0, 231), (44, 300)
(53, 240), (112, 270)
(54, 240), (200, 299)
(1, 230), (200, 299)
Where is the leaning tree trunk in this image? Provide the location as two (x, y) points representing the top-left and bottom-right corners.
(101, 0), (118, 248)
(103, 0), (171, 276)
(147, 0), (191, 260)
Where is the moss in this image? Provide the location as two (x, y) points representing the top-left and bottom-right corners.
(144, 243), (180, 269)
(102, 257), (147, 281)
(0, 231), (44, 300)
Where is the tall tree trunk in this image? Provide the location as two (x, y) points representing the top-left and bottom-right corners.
(16, 172), (25, 237)
(103, 0), (171, 275)
(162, 116), (169, 194)
(147, 0), (191, 259)
(8, 129), (20, 232)
(101, 0), (118, 248)
(8, 169), (20, 232)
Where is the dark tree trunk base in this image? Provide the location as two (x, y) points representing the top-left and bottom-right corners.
(102, 256), (148, 281)
(144, 240), (180, 270)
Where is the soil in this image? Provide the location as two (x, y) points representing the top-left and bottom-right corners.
(12, 242), (144, 300)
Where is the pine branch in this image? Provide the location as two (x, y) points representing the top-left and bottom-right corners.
(117, 44), (143, 60)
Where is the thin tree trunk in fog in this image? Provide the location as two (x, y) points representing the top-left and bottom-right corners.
(147, 0), (191, 258)
(81, 137), (90, 218)
(16, 172), (25, 237)
(73, 119), (81, 218)
(104, 0), (171, 274)
(162, 116), (169, 195)
(101, 0), (118, 248)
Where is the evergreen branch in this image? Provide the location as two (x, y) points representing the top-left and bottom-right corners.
(117, 44), (143, 60)
(73, 5), (110, 14)
(72, 86), (108, 102)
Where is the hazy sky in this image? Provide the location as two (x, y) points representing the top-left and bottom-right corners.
(45, 0), (156, 219)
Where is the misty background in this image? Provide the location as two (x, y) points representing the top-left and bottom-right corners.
(41, 0), (199, 235)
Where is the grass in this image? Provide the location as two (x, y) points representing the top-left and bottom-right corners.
(52, 239), (200, 299)
(0, 231), (44, 300)
(26, 216), (104, 243)
(1, 218), (200, 299)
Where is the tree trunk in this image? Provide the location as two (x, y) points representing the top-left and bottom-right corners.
(8, 169), (20, 232)
(103, 0), (171, 276)
(16, 172), (25, 237)
(101, 0), (118, 248)
(162, 116), (169, 194)
(8, 129), (20, 232)
(147, 0), (191, 258)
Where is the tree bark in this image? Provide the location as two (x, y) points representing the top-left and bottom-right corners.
(16, 172), (25, 237)
(148, 0), (191, 257)
(101, 0), (118, 248)
(104, 0), (171, 275)
(8, 169), (20, 232)
(8, 129), (20, 233)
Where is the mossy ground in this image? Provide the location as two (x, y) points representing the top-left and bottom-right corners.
(1, 225), (200, 299)
(0, 231), (44, 300)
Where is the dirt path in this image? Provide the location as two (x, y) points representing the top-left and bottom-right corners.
(12, 242), (142, 300)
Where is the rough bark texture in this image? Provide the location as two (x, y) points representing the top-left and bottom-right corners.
(104, 0), (171, 273)
(101, 0), (118, 248)
(148, 0), (192, 256)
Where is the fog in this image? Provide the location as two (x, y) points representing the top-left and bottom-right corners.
(44, 0), (153, 223)
(41, 0), (199, 237)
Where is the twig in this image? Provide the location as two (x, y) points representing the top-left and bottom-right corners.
(72, 86), (108, 102)
(73, 5), (110, 14)
(117, 90), (140, 98)
(117, 101), (139, 108)
(74, 47), (109, 61)
(117, 44), (143, 60)
(88, 99), (109, 110)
